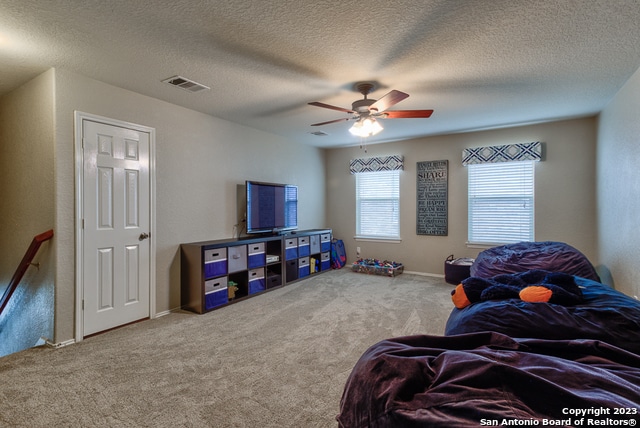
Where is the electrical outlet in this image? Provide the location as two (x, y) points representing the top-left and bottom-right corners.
(356, 246), (361, 257)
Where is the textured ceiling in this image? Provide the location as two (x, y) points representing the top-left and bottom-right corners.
(1, 0), (640, 147)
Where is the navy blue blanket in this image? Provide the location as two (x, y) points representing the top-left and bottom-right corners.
(446, 275), (640, 354)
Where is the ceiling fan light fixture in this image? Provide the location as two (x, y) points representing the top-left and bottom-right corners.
(349, 117), (383, 138)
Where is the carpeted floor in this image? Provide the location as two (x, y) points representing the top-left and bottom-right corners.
(0, 269), (455, 427)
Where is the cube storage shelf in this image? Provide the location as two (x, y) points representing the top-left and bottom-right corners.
(181, 229), (332, 314)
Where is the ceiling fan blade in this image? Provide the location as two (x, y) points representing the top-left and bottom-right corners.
(310, 117), (351, 126)
(368, 90), (409, 113)
(308, 101), (354, 114)
(382, 109), (434, 119)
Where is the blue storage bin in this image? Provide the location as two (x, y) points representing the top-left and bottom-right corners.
(285, 248), (297, 260)
(249, 278), (266, 294)
(248, 252), (265, 269)
(205, 261), (227, 278)
(320, 233), (331, 252)
(247, 243), (266, 269)
(298, 245), (310, 257)
(299, 266), (310, 278)
(285, 237), (298, 261)
(298, 236), (310, 257)
(321, 251), (331, 271)
(248, 268), (266, 294)
(204, 248), (227, 278)
(205, 288), (228, 310)
(298, 257), (310, 278)
(204, 276), (227, 294)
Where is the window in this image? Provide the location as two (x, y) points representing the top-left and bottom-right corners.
(468, 160), (534, 245)
(356, 170), (400, 239)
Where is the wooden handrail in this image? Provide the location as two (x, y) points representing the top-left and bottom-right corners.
(0, 229), (54, 316)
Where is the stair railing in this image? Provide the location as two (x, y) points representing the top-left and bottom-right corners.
(0, 229), (54, 316)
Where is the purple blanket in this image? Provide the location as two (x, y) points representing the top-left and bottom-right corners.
(337, 332), (640, 428)
(470, 241), (600, 281)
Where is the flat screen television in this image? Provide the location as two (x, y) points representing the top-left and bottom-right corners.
(246, 181), (298, 234)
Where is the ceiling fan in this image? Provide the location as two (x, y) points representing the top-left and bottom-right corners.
(308, 82), (434, 137)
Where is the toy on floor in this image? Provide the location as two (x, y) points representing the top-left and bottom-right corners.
(451, 269), (584, 309)
(351, 258), (404, 277)
(354, 258), (402, 268)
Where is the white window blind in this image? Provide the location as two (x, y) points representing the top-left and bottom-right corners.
(468, 161), (534, 245)
(356, 170), (400, 239)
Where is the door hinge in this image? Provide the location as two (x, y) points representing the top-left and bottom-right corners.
(82, 300), (85, 310)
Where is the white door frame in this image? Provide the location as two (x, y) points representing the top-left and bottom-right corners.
(74, 111), (157, 342)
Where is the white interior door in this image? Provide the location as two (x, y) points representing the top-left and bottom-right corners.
(81, 119), (151, 336)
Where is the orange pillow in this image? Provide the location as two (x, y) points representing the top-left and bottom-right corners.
(451, 283), (472, 309)
(519, 286), (553, 303)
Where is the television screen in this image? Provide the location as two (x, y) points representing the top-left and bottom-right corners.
(246, 181), (298, 234)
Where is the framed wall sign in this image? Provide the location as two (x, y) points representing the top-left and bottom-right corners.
(416, 160), (448, 236)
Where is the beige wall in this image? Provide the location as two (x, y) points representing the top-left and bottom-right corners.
(0, 70), (56, 283)
(15, 68), (327, 343)
(326, 117), (598, 275)
(597, 66), (640, 299)
(0, 69), (56, 348)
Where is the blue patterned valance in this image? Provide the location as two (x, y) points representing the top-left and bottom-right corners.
(349, 155), (404, 174)
(462, 142), (542, 166)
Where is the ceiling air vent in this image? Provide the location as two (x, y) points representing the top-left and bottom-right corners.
(162, 75), (210, 93)
(310, 131), (329, 136)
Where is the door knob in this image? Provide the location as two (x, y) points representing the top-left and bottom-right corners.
(139, 232), (149, 241)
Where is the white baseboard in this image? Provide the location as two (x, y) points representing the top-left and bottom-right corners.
(153, 309), (173, 318)
(404, 270), (445, 278)
(45, 338), (76, 349)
